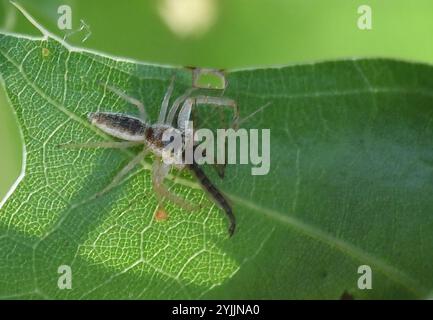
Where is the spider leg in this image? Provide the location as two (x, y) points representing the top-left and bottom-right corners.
(96, 148), (149, 197)
(177, 98), (194, 132)
(58, 141), (142, 149)
(188, 104), (226, 179)
(188, 162), (235, 237)
(192, 144), (226, 179)
(158, 75), (175, 124)
(193, 95), (239, 130)
(183, 96), (238, 177)
(104, 84), (148, 122)
(166, 87), (196, 125)
(152, 159), (199, 211)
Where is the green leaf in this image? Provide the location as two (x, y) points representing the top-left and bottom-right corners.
(2, 10), (433, 300)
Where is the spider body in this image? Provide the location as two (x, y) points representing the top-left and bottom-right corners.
(90, 112), (183, 164)
(65, 77), (239, 237)
(89, 112), (146, 142)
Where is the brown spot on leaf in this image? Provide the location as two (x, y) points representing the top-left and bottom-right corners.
(155, 207), (168, 221)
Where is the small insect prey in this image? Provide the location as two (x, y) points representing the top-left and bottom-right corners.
(62, 77), (239, 237)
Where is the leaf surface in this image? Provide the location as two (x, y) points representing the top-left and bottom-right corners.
(1, 27), (433, 299)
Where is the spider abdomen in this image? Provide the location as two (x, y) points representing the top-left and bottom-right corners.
(89, 112), (146, 141)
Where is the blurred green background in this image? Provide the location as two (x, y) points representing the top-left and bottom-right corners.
(1, 0), (433, 199)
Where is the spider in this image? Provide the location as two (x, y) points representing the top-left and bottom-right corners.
(62, 76), (239, 237)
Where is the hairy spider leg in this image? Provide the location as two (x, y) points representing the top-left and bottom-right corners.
(60, 141), (147, 197)
(175, 98), (235, 235)
(185, 95), (239, 178)
(165, 91), (238, 130)
(104, 84), (148, 122)
(158, 75), (175, 124)
(177, 98), (194, 132)
(185, 96), (225, 178)
(194, 96), (239, 130)
(174, 95), (239, 139)
(188, 162), (235, 237)
(152, 159), (199, 211)
(59, 141), (142, 149)
(96, 149), (149, 197)
(166, 87), (197, 125)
